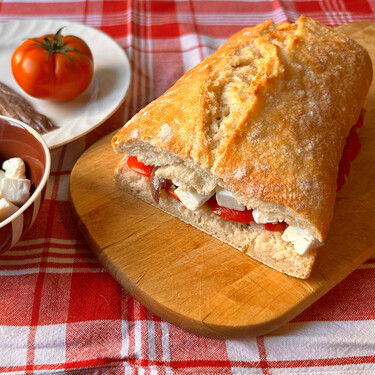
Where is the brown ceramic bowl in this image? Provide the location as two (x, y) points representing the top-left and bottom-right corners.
(0, 115), (51, 254)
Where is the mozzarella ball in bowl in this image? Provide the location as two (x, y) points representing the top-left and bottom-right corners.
(0, 116), (51, 253)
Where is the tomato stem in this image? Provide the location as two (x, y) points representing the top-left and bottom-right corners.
(30, 27), (83, 61)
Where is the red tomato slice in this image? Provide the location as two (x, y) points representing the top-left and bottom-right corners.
(127, 156), (154, 177)
(207, 196), (254, 223)
(264, 222), (288, 232)
(344, 128), (361, 163)
(165, 180), (180, 201)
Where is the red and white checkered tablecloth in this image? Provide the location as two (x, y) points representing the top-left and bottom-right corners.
(1, 1), (375, 374)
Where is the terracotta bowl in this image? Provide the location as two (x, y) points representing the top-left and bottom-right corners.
(0, 116), (51, 254)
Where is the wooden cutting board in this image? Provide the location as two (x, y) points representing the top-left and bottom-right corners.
(69, 23), (375, 338)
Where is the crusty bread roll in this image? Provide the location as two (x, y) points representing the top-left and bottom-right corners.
(112, 16), (373, 278)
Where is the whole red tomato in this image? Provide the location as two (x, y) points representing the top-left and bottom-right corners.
(11, 27), (94, 101)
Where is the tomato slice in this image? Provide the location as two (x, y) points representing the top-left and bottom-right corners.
(264, 222), (288, 231)
(344, 127), (361, 163)
(207, 196), (289, 231)
(165, 180), (180, 201)
(207, 196), (254, 223)
(126, 156), (154, 177)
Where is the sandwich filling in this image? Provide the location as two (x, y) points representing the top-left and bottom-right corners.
(125, 109), (362, 256)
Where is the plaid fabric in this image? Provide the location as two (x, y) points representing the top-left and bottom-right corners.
(0, 1), (375, 373)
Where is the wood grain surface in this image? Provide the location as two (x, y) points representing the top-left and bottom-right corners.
(69, 23), (375, 338)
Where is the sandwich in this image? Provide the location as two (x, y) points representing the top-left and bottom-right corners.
(112, 16), (373, 278)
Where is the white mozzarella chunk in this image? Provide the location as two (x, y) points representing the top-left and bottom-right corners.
(174, 187), (214, 211)
(215, 188), (245, 211)
(0, 170), (4, 198)
(2, 158), (26, 179)
(281, 226), (323, 255)
(2, 178), (31, 206)
(252, 208), (278, 224)
(0, 198), (19, 221)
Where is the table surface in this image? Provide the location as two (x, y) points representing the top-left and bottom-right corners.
(1, 1), (375, 374)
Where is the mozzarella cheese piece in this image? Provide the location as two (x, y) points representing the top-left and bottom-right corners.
(174, 187), (214, 211)
(2, 158), (26, 179)
(0, 198), (19, 222)
(215, 188), (245, 211)
(2, 178), (31, 206)
(281, 226), (323, 255)
(252, 208), (278, 224)
(0, 158), (32, 222)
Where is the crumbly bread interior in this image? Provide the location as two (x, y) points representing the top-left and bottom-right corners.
(114, 158), (317, 279)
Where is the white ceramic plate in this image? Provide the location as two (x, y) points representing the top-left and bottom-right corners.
(0, 19), (131, 149)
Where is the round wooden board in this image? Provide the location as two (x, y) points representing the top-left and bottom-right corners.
(69, 23), (375, 338)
